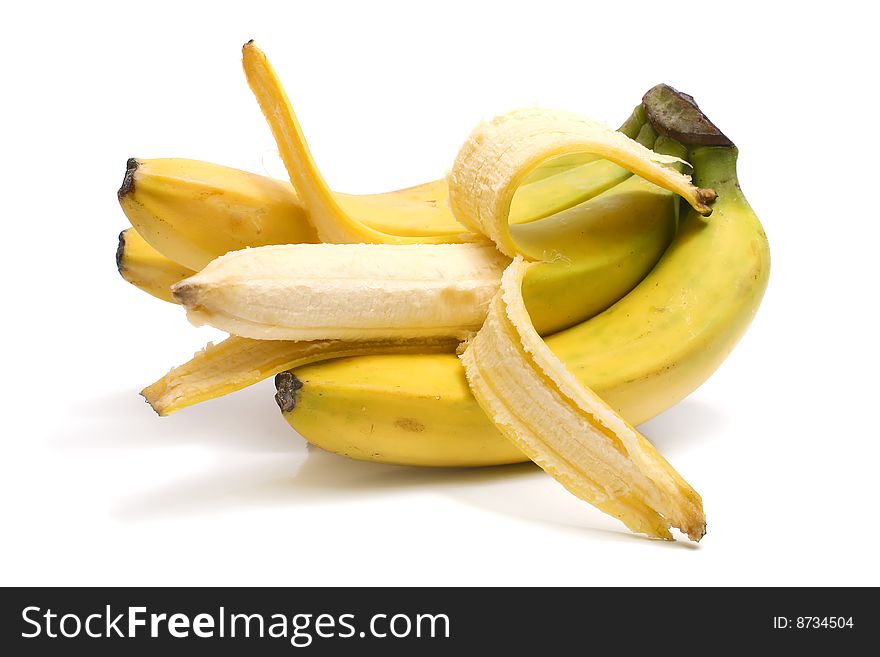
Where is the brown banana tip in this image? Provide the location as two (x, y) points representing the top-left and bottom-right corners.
(699, 188), (718, 204)
(642, 84), (734, 148)
(118, 158), (138, 200)
(697, 187), (717, 216)
(274, 371), (303, 413)
(116, 230), (127, 272)
(243, 39), (255, 50)
(170, 281), (197, 306)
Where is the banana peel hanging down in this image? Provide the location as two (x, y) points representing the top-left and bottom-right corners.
(461, 259), (705, 541)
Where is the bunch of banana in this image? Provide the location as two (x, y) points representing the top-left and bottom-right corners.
(116, 42), (769, 541)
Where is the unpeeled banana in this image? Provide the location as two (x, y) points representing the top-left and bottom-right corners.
(118, 157), (318, 272)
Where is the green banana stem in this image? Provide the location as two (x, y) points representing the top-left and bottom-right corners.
(689, 146), (743, 200)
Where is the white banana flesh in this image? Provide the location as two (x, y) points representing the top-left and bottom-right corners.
(173, 243), (509, 340)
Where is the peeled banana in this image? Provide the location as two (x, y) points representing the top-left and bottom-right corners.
(174, 243), (509, 341)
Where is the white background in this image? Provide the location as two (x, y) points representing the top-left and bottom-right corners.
(2, 1), (878, 586)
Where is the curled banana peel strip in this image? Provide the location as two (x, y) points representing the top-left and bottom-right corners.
(142, 335), (457, 416)
(460, 260), (705, 541)
(448, 108), (715, 258)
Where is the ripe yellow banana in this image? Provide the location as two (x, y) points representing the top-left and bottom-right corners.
(118, 158), (319, 272)
(279, 86), (768, 469)
(142, 335), (457, 415)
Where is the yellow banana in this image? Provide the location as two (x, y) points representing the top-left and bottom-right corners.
(278, 86), (768, 468)
(142, 335), (457, 415)
(118, 158), (318, 272)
